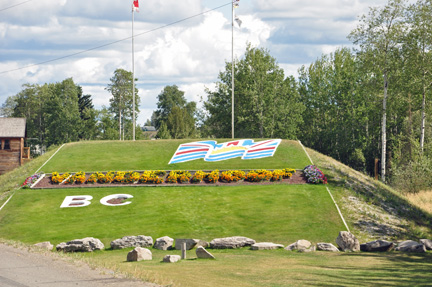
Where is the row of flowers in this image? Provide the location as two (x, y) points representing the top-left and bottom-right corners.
(48, 168), (298, 185)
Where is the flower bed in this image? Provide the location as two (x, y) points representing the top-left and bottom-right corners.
(21, 173), (44, 189)
(30, 168), (317, 189)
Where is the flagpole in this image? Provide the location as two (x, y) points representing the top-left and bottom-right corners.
(132, 4), (136, 141)
(231, 0), (235, 139)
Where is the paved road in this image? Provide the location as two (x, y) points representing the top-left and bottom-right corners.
(0, 244), (158, 287)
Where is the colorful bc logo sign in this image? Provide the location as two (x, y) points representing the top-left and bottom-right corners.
(169, 139), (281, 164)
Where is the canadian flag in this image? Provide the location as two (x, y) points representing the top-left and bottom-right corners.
(133, 0), (139, 12)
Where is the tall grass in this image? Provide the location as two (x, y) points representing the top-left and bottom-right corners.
(406, 190), (432, 215)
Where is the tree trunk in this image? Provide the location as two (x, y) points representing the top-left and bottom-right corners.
(420, 78), (426, 153)
(381, 73), (388, 182)
(119, 106), (122, 141)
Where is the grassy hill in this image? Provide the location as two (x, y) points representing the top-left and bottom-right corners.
(0, 139), (340, 245)
(40, 139), (310, 172)
(0, 139), (431, 287)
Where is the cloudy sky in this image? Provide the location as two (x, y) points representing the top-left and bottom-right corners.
(0, 0), (389, 125)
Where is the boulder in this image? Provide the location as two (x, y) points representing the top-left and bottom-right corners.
(420, 239), (432, 250)
(110, 235), (153, 250)
(210, 236), (256, 249)
(395, 240), (426, 253)
(34, 241), (53, 251)
(317, 243), (339, 252)
(56, 237), (104, 252)
(285, 240), (312, 251)
(175, 239), (200, 250)
(196, 240), (209, 248)
(196, 246), (215, 259)
(336, 231), (360, 252)
(127, 247), (152, 261)
(153, 236), (174, 250)
(163, 255), (181, 263)
(298, 246), (316, 253)
(251, 242), (284, 250)
(360, 240), (394, 252)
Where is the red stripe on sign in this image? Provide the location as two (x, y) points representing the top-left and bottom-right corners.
(247, 147), (275, 153)
(250, 140), (273, 148)
(176, 148), (209, 155)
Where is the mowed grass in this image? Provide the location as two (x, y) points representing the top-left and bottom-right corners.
(78, 248), (432, 287)
(4, 139), (431, 286)
(40, 139), (310, 172)
(0, 184), (343, 246)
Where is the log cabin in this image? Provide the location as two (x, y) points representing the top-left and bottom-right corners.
(0, 118), (29, 175)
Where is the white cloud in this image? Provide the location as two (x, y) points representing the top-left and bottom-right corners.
(0, 0), (396, 127)
(253, 0), (388, 19)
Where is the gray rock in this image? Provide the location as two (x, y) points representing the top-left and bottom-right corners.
(110, 235), (153, 250)
(163, 255), (181, 263)
(210, 236), (256, 249)
(336, 231), (360, 252)
(360, 240), (394, 252)
(56, 237), (104, 252)
(34, 241), (53, 251)
(153, 236), (174, 250)
(317, 243), (339, 252)
(196, 240), (209, 248)
(196, 246), (215, 259)
(127, 247), (152, 261)
(285, 240), (312, 251)
(251, 242), (284, 250)
(298, 246), (316, 253)
(175, 239), (200, 250)
(395, 240), (426, 253)
(420, 239), (432, 250)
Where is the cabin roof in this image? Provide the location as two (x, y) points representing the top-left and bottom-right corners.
(0, 118), (26, 138)
(143, 126), (157, 131)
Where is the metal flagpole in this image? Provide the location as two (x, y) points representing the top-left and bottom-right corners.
(132, 3), (136, 141)
(231, 0), (235, 139)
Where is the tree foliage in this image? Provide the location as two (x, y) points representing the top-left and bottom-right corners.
(8, 78), (99, 150)
(204, 44), (304, 139)
(153, 85), (197, 139)
(348, 0), (407, 181)
(106, 68), (140, 140)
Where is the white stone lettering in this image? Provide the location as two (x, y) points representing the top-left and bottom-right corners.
(100, 194), (133, 207)
(60, 195), (93, 208)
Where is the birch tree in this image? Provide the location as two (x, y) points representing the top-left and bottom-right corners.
(349, 0), (407, 182)
(405, 0), (432, 152)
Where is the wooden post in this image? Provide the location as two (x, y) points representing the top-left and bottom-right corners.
(181, 242), (186, 260)
(374, 158), (379, 180)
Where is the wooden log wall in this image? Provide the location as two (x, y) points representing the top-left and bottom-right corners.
(0, 138), (22, 175)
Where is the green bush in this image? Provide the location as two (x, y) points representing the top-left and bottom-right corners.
(392, 156), (432, 194)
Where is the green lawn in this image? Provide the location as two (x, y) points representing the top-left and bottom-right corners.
(0, 184), (343, 246)
(77, 248), (432, 287)
(40, 139), (310, 173)
(4, 139), (429, 287)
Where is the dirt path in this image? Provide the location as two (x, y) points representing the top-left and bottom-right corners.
(0, 243), (158, 287)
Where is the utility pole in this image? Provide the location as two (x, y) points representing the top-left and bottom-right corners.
(132, 1), (139, 141)
(231, 0), (235, 139)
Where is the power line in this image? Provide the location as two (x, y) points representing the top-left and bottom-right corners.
(0, 0), (33, 12)
(0, 2), (231, 75)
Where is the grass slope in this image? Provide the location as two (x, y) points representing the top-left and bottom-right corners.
(40, 139), (310, 172)
(0, 184), (343, 246)
(1, 139), (431, 287)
